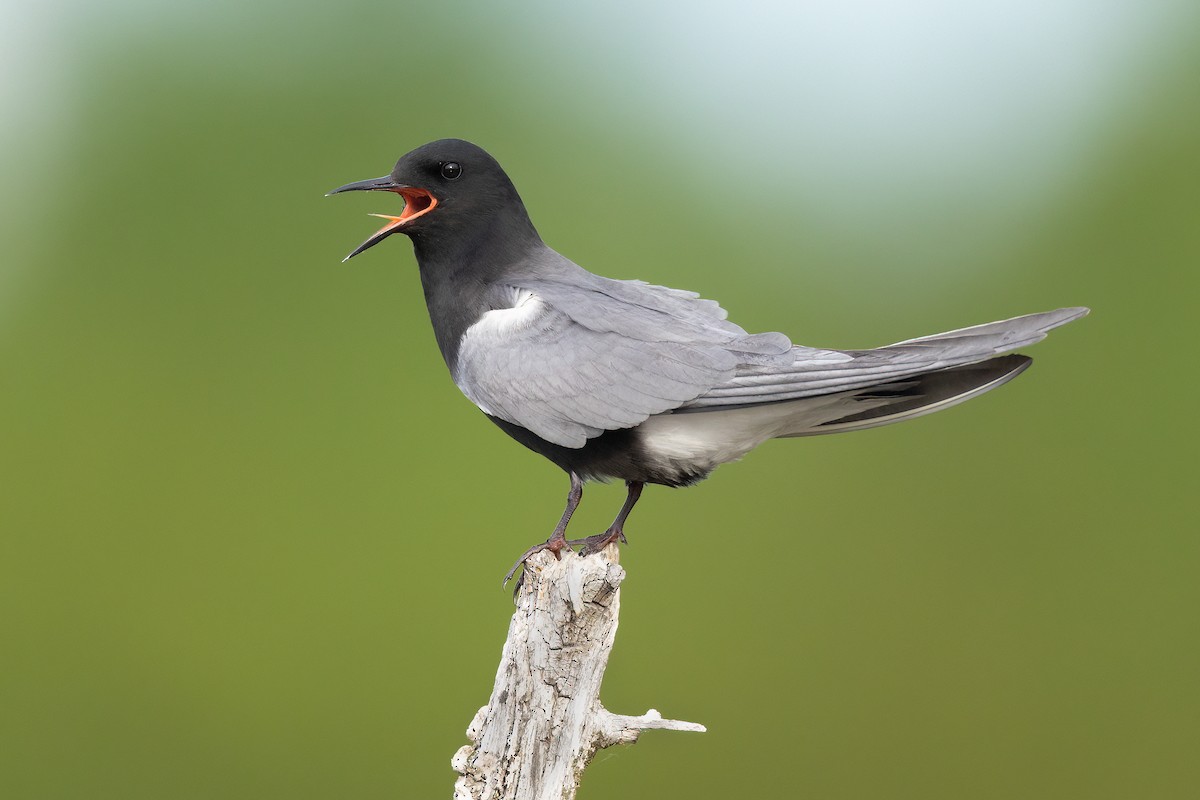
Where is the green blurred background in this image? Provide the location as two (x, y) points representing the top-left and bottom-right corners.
(2, 1), (1197, 797)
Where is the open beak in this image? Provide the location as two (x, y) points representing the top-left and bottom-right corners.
(326, 176), (438, 261)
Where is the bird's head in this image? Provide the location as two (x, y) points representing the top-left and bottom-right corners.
(328, 138), (531, 262)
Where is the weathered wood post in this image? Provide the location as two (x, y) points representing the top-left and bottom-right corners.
(452, 546), (705, 800)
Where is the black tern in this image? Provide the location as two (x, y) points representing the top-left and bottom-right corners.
(329, 138), (1087, 584)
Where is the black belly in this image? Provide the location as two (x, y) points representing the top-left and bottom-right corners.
(486, 415), (710, 487)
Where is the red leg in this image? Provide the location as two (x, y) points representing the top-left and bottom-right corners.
(503, 472), (584, 586)
(569, 481), (643, 556)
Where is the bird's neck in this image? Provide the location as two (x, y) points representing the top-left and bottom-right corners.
(410, 213), (545, 369)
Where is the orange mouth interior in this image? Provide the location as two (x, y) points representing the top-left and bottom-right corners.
(368, 187), (437, 234)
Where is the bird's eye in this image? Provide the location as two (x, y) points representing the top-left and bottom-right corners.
(440, 162), (462, 181)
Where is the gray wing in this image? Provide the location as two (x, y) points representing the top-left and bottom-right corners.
(683, 307), (1089, 409)
(451, 278), (793, 448)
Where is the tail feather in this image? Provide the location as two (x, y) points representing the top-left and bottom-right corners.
(777, 355), (1031, 437)
(637, 354), (1039, 474)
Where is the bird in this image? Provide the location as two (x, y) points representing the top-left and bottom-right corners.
(328, 138), (1087, 584)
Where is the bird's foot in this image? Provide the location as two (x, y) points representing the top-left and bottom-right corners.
(567, 527), (627, 557)
(502, 534), (571, 588)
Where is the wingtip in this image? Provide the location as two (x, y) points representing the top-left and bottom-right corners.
(1049, 306), (1091, 328)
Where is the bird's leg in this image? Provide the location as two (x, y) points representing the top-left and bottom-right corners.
(569, 481), (644, 556)
(502, 472), (584, 586)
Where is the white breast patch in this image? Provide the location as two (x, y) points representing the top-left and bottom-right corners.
(470, 288), (545, 337)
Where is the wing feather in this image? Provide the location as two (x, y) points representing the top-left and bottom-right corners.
(683, 307), (1088, 410)
(452, 276), (791, 447)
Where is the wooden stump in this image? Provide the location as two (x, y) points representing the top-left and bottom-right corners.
(452, 546), (705, 800)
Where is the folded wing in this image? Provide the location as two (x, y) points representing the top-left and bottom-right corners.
(454, 260), (1087, 450)
(684, 307), (1088, 410)
(452, 279), (792, 448)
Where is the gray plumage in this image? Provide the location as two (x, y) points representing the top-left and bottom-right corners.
(453, 244), (1085, 450)
(453, 250), (797, 448)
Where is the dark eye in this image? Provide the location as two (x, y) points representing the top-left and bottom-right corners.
(440, 161), (462, 181)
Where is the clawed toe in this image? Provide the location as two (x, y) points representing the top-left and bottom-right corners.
(502, 477), (641, 593)
(502, 536), (570, 588)
(566, 528), (626, 557)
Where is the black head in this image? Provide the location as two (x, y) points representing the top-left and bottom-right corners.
(328, 139), (538, 262)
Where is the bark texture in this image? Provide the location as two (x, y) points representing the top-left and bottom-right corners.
(452, 546), (704, 800)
